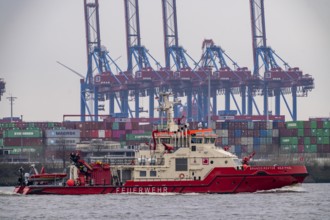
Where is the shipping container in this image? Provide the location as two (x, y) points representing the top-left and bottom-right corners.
(298, 145), (304, 153)
(280, 137), (298, 145)
(304, 137), (311, 145)
(272, 129), (279, 137)
(310, 121), (317, 129)
(3, 138), (43, 146)
(4, 129), (42, 138)
(286, 121), (304, 129)
(304, 145), (317, 153)
(323, 121), (330, 128)
(311, 129), (317, 136)
(112, 122), (119, 130)
(5, 146), (42, 155)
(126, 133), (152, 141)
(46, 137), (80, 146)
(215, 129), (228, 137)
(297, 129), (304, 137)
(45, 129), (80, 138)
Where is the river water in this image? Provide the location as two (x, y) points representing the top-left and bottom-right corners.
(0, 183), (329, 220)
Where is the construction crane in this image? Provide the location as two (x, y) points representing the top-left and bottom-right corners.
(249, 0), (314, 120)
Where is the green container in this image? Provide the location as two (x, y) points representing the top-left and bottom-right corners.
(323, 129), (330, 137)
(323, 137), (330, 145)
(304, 137), (311, 145)
(280, 145), (291, 154)
(286, 121), (304, 129)
(304, 145), (317, 153)
(317, 129), (324, 137)
(291, 145), (298, 153)
(4, 129), (42, 138)
(1, 123), (16, 128)
(112, 122), (119, 130)
(298, 129), (304, 137)
(311, 121), (317, 129)
(317, 137), (323, 144)
(0, 139), (3, 147)
(6, 146), (41, 155)
(27, 122), (35, 128)
(311, 129), (317, 136)
(323, 121), (330, 128)
(126, 133), (151, 141)
(280, 137), (298, 145)
(247, 121), (254, 129)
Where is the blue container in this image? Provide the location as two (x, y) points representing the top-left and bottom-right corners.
(235, 145), (242, 153)
(253, 145), (260, 152)
(253, 137), (260, 145)
(221, 122), (229, 129)
(260, 130), (267, 137)
(234, 130), (242, 137)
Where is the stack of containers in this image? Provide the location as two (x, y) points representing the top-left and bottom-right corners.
(77, 122), (111, 141)
(215, 120), (280, 157)
(279, 120), (330, 156)
(44, 129), (80, 160)
(2, 127), (43, 156)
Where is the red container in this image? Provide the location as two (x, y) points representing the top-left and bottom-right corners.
(4, 138), (43, 146)
(228, 130), (235, 137)
(247, 130), (254, 137)
(90, 130), (99, 138)
(298, 137), (304, 145)
(277, 122), (285, 128)
(105, 122), (113, 130)
(298, 145), (304, 153)
(125, 122), (132, 130)
(228, 138), (235, 145)
(310, 137), (317, 144)
(304, 129), (311, 136)
(241, 129), (248, 137)
(253, 130), (260, 137)
(317, 121), (323, 129)
(234, 138), (241, 145)
(272, 137), (280, 144)
(304, 121), (311, 128)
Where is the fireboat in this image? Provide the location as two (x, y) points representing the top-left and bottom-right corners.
(14, 92), (308, 195)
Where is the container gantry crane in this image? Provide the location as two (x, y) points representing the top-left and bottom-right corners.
(249, 0), (314, 120)
(162, 0), (211, 122)
(124, 0), (170, 119)
(199, 39), (252, 116)
(82, 0), (131, 121)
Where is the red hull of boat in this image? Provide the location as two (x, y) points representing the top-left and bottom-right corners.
(16, 165), (308, 195)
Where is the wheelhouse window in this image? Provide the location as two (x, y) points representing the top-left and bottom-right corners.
(175, 158), (188, 171)
(150, 170), (157, 177)
(191, 138), (203, 144)
(205, 138), (216, 144)
(160, 138), (171, 144)
(140, 171), (147, 177)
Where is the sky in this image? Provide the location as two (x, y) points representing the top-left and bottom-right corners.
(0, 0), (329, 122)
